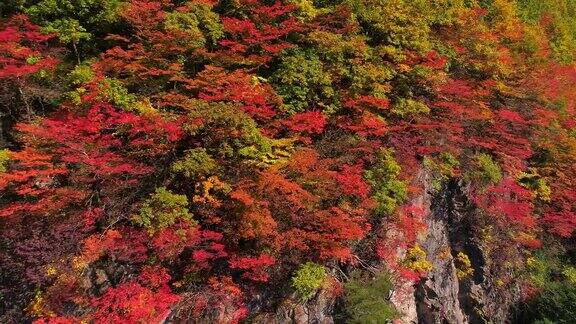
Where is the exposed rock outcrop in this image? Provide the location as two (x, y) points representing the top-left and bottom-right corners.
(252, 288), (335, 324)
(407, 177), (522, 324)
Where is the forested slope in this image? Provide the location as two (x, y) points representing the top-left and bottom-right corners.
(1, 0), (576, 322)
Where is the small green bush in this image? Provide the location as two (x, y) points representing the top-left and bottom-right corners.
(531, 282), (576, 323)
(455, 252), (474, 279)
(364, 149), (407, 216)
(0, 149), (10, 174)
(466, 153), (502, 187)
(523, 251), (576, 323)
(99, 78), (137, 110)
(423, 152), (460, 190)
(171, 148), (217, 179)
(132, 187), (194, 234)
(391, 98), (430, 117)
(517, 0), (576, 63)
(68, 63), (95, 86)
(272, 48), (335, 114)
(291, 262), (327, 301)
(164, 11), (206, 49)
(345, 271), (398, 323)
(518, 168), (551, 202)
(347, 0), (432, 53)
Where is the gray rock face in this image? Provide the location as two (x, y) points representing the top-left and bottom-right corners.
(390, 171), (522, 324)
(252, 289), (335, 324)
(407, 175), (521, 324)
(416, 209), (466, 324)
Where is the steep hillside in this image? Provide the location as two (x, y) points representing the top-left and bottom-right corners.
(1, 0), (576, 323)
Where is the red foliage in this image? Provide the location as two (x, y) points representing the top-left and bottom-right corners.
(138, 265), (172, 288)
(331, 163), (370, 199)
(5, 2), (576, 321)
(286, 148), (319, 174)
(285, 206), (370, 262)
(218, 2), (303, 65)
(182, 65), (279, 120)
(397, 267), (422, 282)
(229, 254), (276, 282)
(542, 211), (576, 238)
(80, 227), (149, 264)
(189, 230), (228, 270)
(498, 109), (526, 124)
(258, 170), (318, 211)
(397, 205), (427, 246)
(91, 281), (179, 324)
(34, 317), (78, 324)
(152, 221), (198, 260)
(19, 102), (181, 174)
(283, 111), (327, 134)
(337, 112), (387, 137)
(0, 101), (183, 219)
(376, 204), (427, 280)
(121, 0), (167, 32)
(236, 201), (279, 241)
(513, 234), (543, 249)
(0, 15), (58, 78)
(106, 228), (149, 263)
(438, 79), (474, 99)
(230, 189), (255, 206)
(150, 221), (228, 266)
(422, 50), (448, 70)
(474, 177), (536, 229)
(80, 229), (123, 264)
(0, 148), (78, 218)
(344, 95), (390, 111)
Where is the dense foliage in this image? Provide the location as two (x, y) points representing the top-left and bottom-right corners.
(344, 271), (398, 323)
(1, 0), (576, 322)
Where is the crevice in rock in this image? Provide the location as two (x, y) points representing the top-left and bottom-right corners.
(414, 178), (521, 324)
(438, 180), (487, 324)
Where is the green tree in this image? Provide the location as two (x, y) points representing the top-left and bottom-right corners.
(0, 149), (10, 174)
(132, 187), (194, 234)
(517, 0), (576, 63)
(171, 148), (217, 179)
(364, 149), (407, 216)
(291, 262), (326, 301)
(42, 19), (90, 63)
(25, 0), (125, 60)
(345, 271), (398, 324)
(465, 153), (502, 187)
(347, 0), (432, 53)
(272, 48), (335, 114)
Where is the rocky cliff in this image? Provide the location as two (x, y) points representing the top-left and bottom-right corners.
(249, 174), (523, 324)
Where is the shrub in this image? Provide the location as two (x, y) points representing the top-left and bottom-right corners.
(0, 149), (10, 174)
(403, 245), (433, 274)
(344, 271), (398, 323)
(518, 168), (551, 202)
(171, 148), (217, 179)
(531, 282), (576, 323)
(522, 251), (576, 323)
(455, 252), (474, 279)
(364, 149), (407, 216)
(423, 152), (460, 190)
(291, 262), (326, 301)
(466, 153), (502, 187)
(391, 98), (430, 117)
(132, 187), (194, 234)
(347, 0), (432, 53)
(272, 48), (335, 114)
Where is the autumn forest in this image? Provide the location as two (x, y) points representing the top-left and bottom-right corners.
(1, 0), (576, 323)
